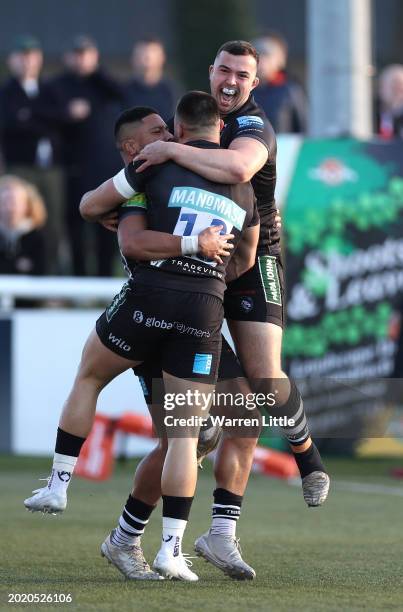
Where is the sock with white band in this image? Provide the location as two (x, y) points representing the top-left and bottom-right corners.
(48, 427), (86, 494)
(111, 495), (155, 547)
(161, 495), (193, 556)
(211, 488), (242, 538)
(161, 517), (188, 556)
(48, 453), (78, 493)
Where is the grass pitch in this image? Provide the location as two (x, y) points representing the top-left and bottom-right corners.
(1, 455), (403, 611)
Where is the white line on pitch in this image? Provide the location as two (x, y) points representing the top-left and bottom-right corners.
(330, 480), (403, 497)
(288, 477), (403, 497)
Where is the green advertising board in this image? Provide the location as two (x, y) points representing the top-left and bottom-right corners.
(283, 138), (403, 451)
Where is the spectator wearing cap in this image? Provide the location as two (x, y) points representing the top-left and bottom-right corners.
(252, 32), (307, 133)
(0, 174), (47, 276)
(376, 64), (403, 139)
(0, 35), (66, 274)
(51, 35), (124, 276)
(123, 37), (178, 121)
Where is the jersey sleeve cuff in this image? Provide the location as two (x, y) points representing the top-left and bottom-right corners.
(113, 169), (136, 199)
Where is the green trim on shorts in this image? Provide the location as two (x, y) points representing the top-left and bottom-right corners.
(258, 255), (282, 306)
(106, 282), (130, 322)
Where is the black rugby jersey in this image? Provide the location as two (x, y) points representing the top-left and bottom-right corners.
(167, 96), (278, 255)
(119, 140), (258, 300)
(220, 96), (278, 256)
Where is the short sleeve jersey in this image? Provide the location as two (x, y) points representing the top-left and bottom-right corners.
(220, 95), (279, 256)
(118, 140), (258, 300)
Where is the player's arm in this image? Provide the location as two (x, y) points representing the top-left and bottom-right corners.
(118, 212), (234, 263)
(80, 170), (136, 222)
(225, 223), (260, 283)
(134, 137), (268, 183)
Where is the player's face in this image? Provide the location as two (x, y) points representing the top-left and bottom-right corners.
(137, 114), (173, 148)
(209, 51), (259, 116)
(118, 114), (173, 162)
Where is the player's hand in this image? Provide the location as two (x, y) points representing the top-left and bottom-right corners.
(198, 225), (234, 264)
(134, 141), (173, 172)
(274, 207), (282, 230)
(100, 210), (118, 232)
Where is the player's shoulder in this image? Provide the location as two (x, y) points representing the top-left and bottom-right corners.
(225, 99), (276, 140)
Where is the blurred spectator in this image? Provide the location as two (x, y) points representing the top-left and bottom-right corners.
(51, 35), (123, 276)
(0, 175), (47, 275)
(124, 37), (177, 121)
(0, 35), (66, 274)
(376, 64), (403, 139)
(252, 32), (307, 133)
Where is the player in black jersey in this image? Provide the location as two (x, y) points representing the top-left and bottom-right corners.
(133, 40), (330, 573)
(24, 93), (259, 582)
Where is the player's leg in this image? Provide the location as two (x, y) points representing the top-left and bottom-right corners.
(225, 256), (329, 506)
(194, 344), (257, 580)
(152, 373), (211, 582)
(24, 328), (142, 514)
(153, 290), (222, 581)
(101, 365), (167, 581)
(229, 318), (329, 507)
(24, 282), (150, 515)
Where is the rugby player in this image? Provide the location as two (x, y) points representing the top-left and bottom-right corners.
(27, 40), (330, 581)
(25, 92), (259, 582)
(127, 40), (330, 574)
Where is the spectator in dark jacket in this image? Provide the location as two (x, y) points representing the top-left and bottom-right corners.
(252, 33), (307, 134)
(0, 175), (47, 275)
(0, 35), (66, 273)
(51, 35), (124, 276)
(123, 37), (177, 121)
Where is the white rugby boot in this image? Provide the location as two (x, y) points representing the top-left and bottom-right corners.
(24, 479), (67, 515)
(194, 531), (255, 580)
(153, 549), (198, 581)
(101, 531), (163, 580)
(302, 471), (330, 507)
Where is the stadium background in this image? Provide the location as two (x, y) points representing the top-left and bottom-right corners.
(1, 1), (403, 610)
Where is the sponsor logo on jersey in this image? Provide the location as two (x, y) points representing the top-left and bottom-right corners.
(106, 283), (130, 322)
(169, 258), (223, 278)
(192, 353), (213, 375)
(121, 192), (147, 209)
(258, 256), (282, 306)
(240, 296), (254, 313)
(168, 187), (246, 230)
(236, 115), (264, 129)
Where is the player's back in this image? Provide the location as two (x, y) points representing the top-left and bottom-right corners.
(123, 140), (257, 299)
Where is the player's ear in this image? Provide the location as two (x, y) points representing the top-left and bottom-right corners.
(176, 121), (185, 141)
(124, 140), (138, 158)
(251, 76), (259, 91)
(209, 64), (214, 79)
(219, 119), (224, 131)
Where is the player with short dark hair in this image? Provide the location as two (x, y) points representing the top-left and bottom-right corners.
(24, 92), (259, 582)
(131, 40), (329, 577)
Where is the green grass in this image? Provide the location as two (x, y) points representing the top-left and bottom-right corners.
(1, 456), (403, 611)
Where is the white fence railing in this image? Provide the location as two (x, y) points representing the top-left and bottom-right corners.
(0, 275), (124, 310)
